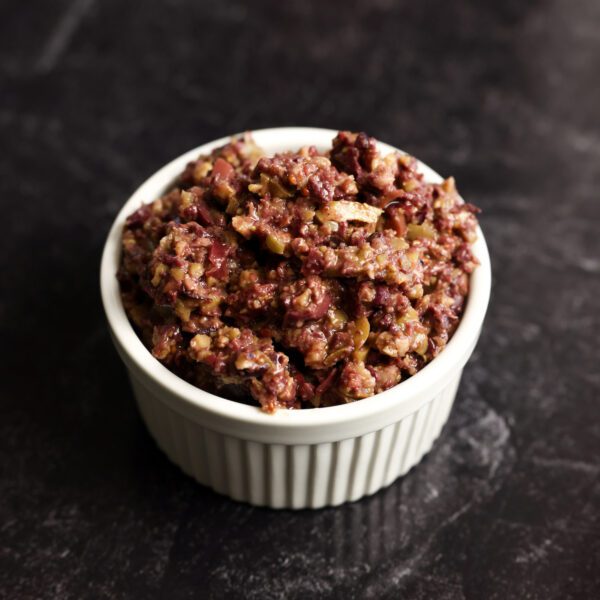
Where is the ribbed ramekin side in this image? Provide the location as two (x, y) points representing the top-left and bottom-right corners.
(129, 371), (462, 509)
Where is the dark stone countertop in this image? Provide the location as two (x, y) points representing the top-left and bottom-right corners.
(1, 0), (599, 598)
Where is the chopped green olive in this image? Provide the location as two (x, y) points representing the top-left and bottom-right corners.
(407, 222), (436, 240)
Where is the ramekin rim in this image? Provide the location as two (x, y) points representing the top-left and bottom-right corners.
(100, 127), (491, 429)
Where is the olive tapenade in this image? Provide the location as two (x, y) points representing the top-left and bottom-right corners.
(118, 132), (480, 412)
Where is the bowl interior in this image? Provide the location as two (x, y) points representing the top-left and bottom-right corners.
(100, 127), (491, 430)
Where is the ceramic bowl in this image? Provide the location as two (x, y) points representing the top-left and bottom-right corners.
(100, 127), (491, 509)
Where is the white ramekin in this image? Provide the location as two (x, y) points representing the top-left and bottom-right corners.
(100, 127), (491, 509)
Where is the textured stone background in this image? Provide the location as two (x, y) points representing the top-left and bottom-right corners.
(1, 0), (599, 598)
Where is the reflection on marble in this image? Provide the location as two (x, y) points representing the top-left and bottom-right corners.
(153, 395), (514, 598)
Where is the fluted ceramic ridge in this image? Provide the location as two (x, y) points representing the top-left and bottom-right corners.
(130, 371), (461, 509)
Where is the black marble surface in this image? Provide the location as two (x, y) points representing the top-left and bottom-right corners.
(2, 0), (599, 598)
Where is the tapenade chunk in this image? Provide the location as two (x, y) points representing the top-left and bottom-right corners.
(118, 131), (479, 412)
